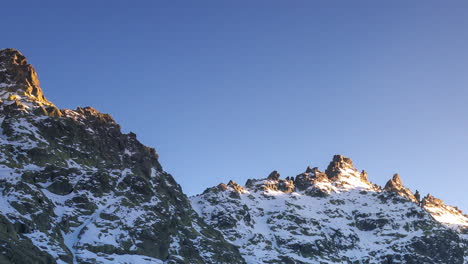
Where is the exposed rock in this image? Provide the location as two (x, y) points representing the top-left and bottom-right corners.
(294, 173), (314, 191)
(3, 100), (27, 113)
(228, 180), (245, 193)
(360, 170), (368, 182)
(325, 154), (355, 180)
(267, 170), (280, 181)
(305, 166), (314, 173)
(245, 178), (254, 188)
(0, 48), (53, 106)
(422, 194), (444, 207)
(217, 183), (228, 191)
(414, 190), (421, 205)
(384, 173), (417, 202)
(277, 179), (295, 193)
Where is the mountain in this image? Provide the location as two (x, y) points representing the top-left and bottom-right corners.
(0, 48), (245, 264)
(0, 48), (467, 264)
(191, 155), (468, 263)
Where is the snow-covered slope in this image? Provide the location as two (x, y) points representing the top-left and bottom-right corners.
(0, 48), (245, 264)
(422, 194), (468, 233)
(191, 155), (468, 263)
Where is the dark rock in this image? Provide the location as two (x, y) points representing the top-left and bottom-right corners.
(267, 170), (280, 181)
(294, 173), (313, 191)
(278, 179), (295, 193)
(414, 190), (421, 205)
(325, 155), (354, 180)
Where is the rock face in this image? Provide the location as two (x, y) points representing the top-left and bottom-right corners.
(0, 48), (52, 106)
(192, 156), (468, 264)
(0, 49), (245, 264)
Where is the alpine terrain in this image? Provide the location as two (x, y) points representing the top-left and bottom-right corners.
(0, 49), (245, 264)
(192, 156), (468, 263)
(0, 48), (467, 264)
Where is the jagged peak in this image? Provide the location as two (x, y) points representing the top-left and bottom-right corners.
(305, 166), (321, 175)
(325, 154), (356, 180)
(227, 180), (246, 193)
(218, 155), (376, 195)
(0, 48), (54, 109)
(384, 173), (417, 203)
(421, 193), (444, 207)
(320, 154), (376, 192)
(384, 173), (404, 190)
(266, 170), (280, 181)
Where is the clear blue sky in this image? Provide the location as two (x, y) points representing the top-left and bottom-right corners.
(2, 1), (467, 211)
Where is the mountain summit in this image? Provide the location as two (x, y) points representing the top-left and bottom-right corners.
(0, 48), (53, 107)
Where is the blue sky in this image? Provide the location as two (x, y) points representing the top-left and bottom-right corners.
(2, 1), (468, 211)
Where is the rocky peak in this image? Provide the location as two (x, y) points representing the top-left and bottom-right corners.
(325, 154), (355, 180)
(294, 167), (328, 191)
(384, 173), (417, 203)
(305, 166), (314, 173)
(305, 166), (321, 175)
(243, 171), (295, 193)
(266, 170), (280, 181)
(421, 194), (444, 207)
(0, 48), (53, 107)
(389, 173), (402, 185)
(227, 180), (245, 193)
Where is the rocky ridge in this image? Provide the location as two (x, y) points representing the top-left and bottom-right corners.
(0, 48), (245, 264)
(191, 155), (468, 263)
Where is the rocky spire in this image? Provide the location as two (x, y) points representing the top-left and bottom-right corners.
(267, 170), (280, 181)
(360, 170), (369, 182)
(0, 48), (54, 107)
(414, 190), (421, 205)
(384, 173), (417, 202)
(325, 154), (355, 180)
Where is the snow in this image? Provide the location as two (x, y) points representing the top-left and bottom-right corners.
(78, 250), (164, 264)
(424, 203), (468, 231)
(0, 90), (464, 263)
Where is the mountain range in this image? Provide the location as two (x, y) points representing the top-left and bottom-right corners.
(0, 48), (466, 264)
